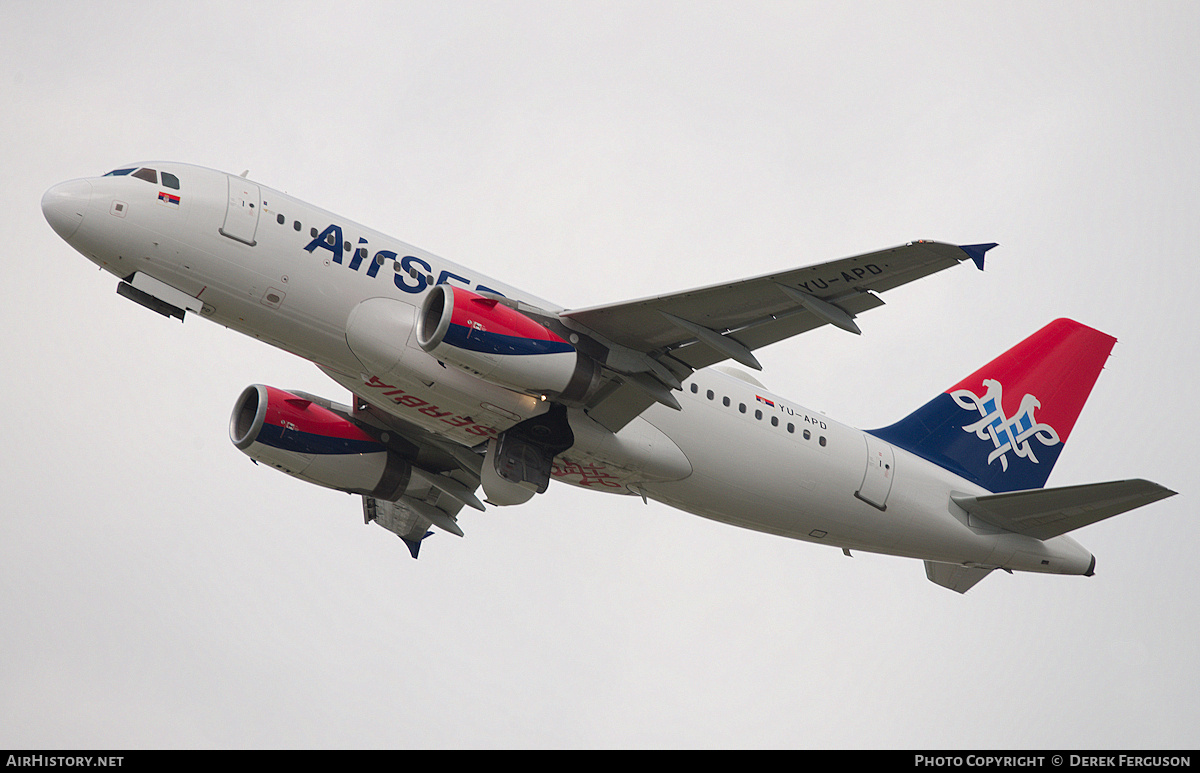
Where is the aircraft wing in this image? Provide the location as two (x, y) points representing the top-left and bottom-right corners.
(561, 241), (995, 431)
(364, 494), (464, 558)
(302, 377), (489, 557)
(951, 479), (1177, 541)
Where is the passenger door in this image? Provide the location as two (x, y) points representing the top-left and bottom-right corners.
(219, 175), (260, 246)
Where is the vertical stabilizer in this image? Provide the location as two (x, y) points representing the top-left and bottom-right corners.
(870, 319), (1116, 493)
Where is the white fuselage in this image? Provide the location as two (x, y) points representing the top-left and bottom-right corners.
(43, 162), (1093, 576)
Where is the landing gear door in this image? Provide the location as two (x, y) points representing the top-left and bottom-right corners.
(856, 434), (895, 511)
(480, 438), (538, 506)
(220, 175), (260, 246)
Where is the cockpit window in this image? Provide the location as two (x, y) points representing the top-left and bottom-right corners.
(131, 168), (158, 184)
(104, 168), (135, 177)
(160, 171), (180, 190)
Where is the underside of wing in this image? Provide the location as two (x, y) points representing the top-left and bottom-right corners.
(561, 241), (994, 430)
(299, 384), (489, 557)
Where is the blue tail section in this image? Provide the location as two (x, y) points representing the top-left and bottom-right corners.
(869, 319), (1116, 493)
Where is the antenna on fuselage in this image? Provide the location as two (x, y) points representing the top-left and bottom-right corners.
(239, 169), (249, 178)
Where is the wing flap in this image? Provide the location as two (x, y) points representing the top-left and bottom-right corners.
(951, 479), (1176, 540)
(582, 380), (660, 433)
(670, 289), (886, 370)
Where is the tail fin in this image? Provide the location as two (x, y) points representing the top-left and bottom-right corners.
(869, 319), (1116, 493)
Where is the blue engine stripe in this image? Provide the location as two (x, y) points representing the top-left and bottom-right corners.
(444, 323), (575, 356)
(256, 424), (384, 456)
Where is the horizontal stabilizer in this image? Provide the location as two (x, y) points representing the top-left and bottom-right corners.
(951, 479), (1176, 541)
(925, 561), (994, 594)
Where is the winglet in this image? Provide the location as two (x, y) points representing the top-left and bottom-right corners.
(402, 531), (433, 559)
(959, 243), (998, 271)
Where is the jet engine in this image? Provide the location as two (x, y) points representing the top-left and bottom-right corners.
(230, 384), (413, 500)
(416, 285), (598, 402)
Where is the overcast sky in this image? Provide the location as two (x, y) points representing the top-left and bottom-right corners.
(2, 1), (1197, 749)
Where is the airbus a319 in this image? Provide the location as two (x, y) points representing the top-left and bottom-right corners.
(41, 162), (1175, 593)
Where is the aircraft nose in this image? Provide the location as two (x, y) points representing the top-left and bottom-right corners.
(42, 179), (92, 241)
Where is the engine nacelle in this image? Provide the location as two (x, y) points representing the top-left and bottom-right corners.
(416, 285), (598, 402)
(230, 384), (413, 500)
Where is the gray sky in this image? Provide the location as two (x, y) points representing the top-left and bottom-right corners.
(2, 1), (1197, 749)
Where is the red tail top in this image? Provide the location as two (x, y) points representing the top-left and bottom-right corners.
(872, 319), (1117, 492)
(948, 319), (1116, 443)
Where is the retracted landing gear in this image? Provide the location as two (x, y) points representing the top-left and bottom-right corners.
(481, 404), (574, 506)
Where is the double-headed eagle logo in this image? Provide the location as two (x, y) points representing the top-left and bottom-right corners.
(951, 379), (1060, 471)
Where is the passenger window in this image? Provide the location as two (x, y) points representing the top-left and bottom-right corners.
(690, 384), (698, 394)
(706, 389), (714, 400)
(277, 214), (286, 225)
(293, 221), (301, 232)
(131, 168), (157, 184)
(160, 171), (180, 190)
(722, 396), (730, 407)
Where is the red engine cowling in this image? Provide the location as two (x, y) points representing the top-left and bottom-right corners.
(229, 384), (412, 500)
(416, 285), (597, 402)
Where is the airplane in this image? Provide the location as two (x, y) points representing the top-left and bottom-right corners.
(41, 161), (1176, 593)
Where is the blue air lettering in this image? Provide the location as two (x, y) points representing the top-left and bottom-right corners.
(304, 224), (344, 263)
(303, 222), (505, 297)
(347, 237), (369, 271)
